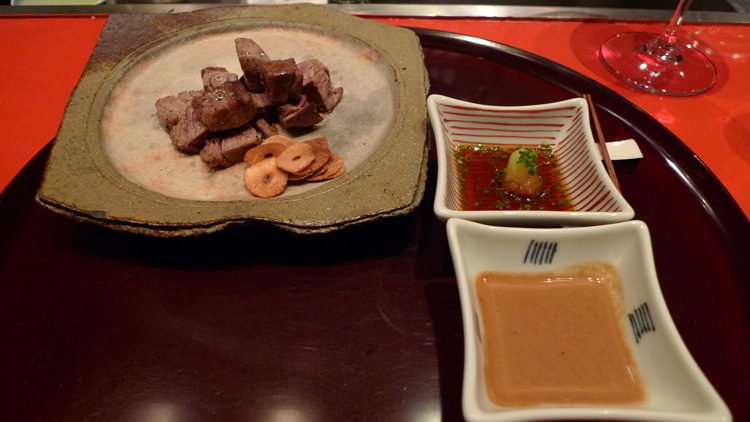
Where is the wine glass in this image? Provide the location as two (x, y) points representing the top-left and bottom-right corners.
(600, 0), (717, 96)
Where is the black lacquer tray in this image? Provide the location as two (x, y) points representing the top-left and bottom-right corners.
(0, 27), (748, 422)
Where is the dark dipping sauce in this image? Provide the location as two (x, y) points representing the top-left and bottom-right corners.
(455, 144), (574, 211)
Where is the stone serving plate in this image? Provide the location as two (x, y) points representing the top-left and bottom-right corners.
(36, 5), (430, 236)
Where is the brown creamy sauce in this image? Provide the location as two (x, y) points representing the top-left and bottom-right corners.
(475, 263), (646, 407)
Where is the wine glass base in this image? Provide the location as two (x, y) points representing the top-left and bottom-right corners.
(600, 32), (717, 97)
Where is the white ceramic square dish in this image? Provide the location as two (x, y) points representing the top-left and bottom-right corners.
(446, 218), (731, 422)
(428, 95), (634, 226)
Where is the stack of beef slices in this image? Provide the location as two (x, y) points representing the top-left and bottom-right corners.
(155, 38), (344, 171)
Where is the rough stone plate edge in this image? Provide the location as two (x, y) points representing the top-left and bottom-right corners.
(35, 4), (430, 236)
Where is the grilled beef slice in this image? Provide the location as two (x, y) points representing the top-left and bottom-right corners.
(192, 80), (257, 132)
(298, 59), (343, 112)
(201, 67), (239, 92)
(169, 105), (210, 152)
(235, 38), (269, 92)
(155, 95), (189, 131)
(277, 94), (323, 128)
(250, 92), (273, 114)
(199, 139), (231, 169)
(262, 59), (302, 105)
(252, 118), (278, 138)
(221, 125), (262, 163)
(177, 90), (203, 103)
(200, 124), (261, 169)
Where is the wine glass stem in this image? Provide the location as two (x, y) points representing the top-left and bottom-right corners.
(660, 0), (693, 47)
(645, 0), (694, 62)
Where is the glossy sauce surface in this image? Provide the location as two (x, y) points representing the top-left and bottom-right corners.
(475, 264), (646, 406)
(455, 144), (573, 211)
